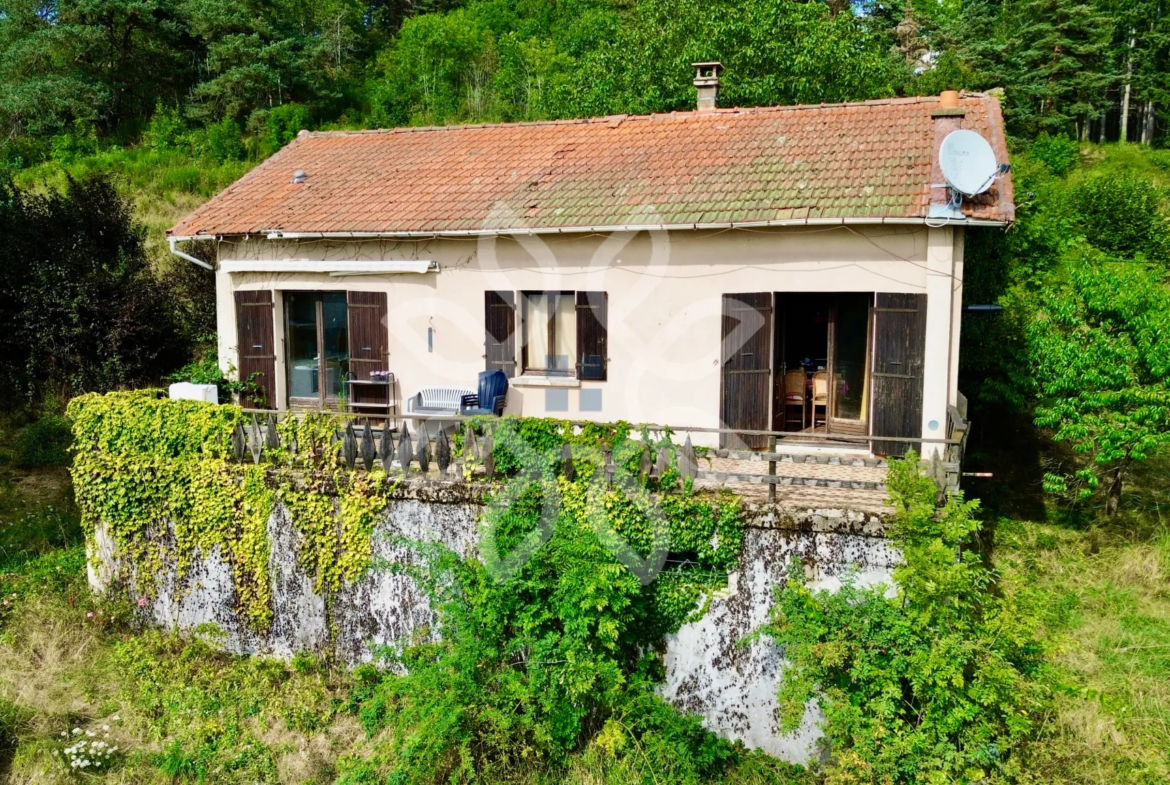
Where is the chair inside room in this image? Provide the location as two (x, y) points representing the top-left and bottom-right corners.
(811, 370), (828, 428)
(783, 369), (807, 430)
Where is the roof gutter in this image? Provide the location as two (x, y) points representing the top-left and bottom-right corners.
(168, 236), (214, 270)
(168, 214), (1012, 243)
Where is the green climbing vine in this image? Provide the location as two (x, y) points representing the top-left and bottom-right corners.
(69, 392), (746, 651)
(68, 391), (395, 631)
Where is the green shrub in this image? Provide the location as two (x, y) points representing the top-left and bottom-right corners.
(1072, 173), (1170, 262)
(264, 103), (311, 154)
(49, 121), (100, 164)
(145, 103), (186, 151)
(14, 414), (73, 468)
(1029, 132), (1080, 176)
(205, 118), (246, 163)
(764, 455), (1048, 783)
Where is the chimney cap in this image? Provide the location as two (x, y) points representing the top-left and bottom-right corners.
(692, 61), (724, 83)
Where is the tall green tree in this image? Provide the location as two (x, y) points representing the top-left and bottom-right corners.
(1001, 0), (1116, 137)
(1023, 255), (1170, 516)
(0, 0), (191, 137)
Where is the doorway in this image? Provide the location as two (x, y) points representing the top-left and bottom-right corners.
(772, 292), (873, 435)
(285, 291), (350, 408)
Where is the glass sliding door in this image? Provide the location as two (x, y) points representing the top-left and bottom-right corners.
(284, 291), (349, 408)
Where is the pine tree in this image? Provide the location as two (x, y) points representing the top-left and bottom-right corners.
(1001, 0), (1116, 137)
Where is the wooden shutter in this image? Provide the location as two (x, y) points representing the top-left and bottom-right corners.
(347, 291), (389, 380)
(720, 293), (772, 450)
(870, 293), (927, 457)
(234, 290), (276, 409)
(485, 291), (516, 377)
(576, 291), (607, 381)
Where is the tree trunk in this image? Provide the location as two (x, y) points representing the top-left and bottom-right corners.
(1098, 110), (1107, 144)
(1121, 32), (1135, 142)
(1106, 465), (1124, 518)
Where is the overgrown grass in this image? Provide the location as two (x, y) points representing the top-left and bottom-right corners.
(12, 147), (250, 265)
(0, 547), (808, 784)
(1002, 519), (1170, 783)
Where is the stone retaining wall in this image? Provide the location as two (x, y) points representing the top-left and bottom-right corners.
(87, 483), (895, 765)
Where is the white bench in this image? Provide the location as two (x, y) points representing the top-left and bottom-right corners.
(407, 386), (474, 417)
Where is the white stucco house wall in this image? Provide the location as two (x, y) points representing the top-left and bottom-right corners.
(168, 76), (1013, 458)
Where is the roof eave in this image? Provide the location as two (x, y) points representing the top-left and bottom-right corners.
(168, 214), (1013, 242)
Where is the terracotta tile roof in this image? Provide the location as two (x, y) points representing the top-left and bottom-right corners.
(169, 93), (1013, 237)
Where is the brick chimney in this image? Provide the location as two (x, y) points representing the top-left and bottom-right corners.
(692, 62), (723, 111)
(929, 90), (966, 218)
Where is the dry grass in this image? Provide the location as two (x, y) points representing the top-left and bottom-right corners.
(0, 581), (374, 783)
(1000, 521), (1170, 784)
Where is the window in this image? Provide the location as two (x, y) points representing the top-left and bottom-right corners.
(286, 291), (349, 404)
(516, 290), (608, 380)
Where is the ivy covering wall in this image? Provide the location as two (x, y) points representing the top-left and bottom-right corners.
(68, 391), (743, 643)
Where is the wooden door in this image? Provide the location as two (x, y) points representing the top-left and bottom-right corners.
(234, 290), (276, 409)
(347, 292), (388, 380)
(870, 293), (927, 457)
(720, 293), (773, 449)
(485, 291), (516, 377)
(771, 293), (788, 432)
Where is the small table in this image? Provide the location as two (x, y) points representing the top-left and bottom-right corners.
(346, 376), (396, 423)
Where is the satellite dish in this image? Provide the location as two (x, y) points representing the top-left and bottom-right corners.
(939, 130), (999, 197)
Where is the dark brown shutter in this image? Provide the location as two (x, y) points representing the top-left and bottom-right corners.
(347, 291), (389, 380)
(576, 291), (607, 381)
(485, 291), (516, 377)
(720, 293), (772, 450)
(870, 293), (927, 457)
(234, 290), (276, 409)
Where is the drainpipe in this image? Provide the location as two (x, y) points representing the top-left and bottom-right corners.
(168, 236), (214, 270)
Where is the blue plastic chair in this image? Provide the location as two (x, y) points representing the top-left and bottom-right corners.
(460, 370), (508, 416)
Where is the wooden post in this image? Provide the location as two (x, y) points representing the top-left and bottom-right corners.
(417, 427), (430, 474)
(249, 414), (263, 464)
(464, 423), (479, 461)
(768, 434), (777, 503)
(343, 421), (358, 469)
(265, 414), (280, 450)
(655, 446), (670, 480)
(231, 421), (246, 462)
(381, 423), (395, 474)
(679, 435), (697, 481)
(361, 419), (375, 472)
(437, 429), (452, 475)
(397, 423), (413, 474)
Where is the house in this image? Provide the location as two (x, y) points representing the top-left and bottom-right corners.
(168, 67), (1013, 458)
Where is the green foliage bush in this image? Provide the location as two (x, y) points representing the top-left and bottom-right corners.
(1020, 257), (1170, 512)
(145, 103), (186, 151)
(344, 467), (750, 781)
(264, 103), (312, 153)
(1071, 173), (1170, 263)
(0, 174), (190, 404)
(204, 118), (246, 163)
(765, 455), (1048, 783)
(13, 414), (73, 468)
(1029, 133), (1080, 177)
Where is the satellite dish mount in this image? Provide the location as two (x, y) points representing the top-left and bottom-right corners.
(931, 130), (1002, 221)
